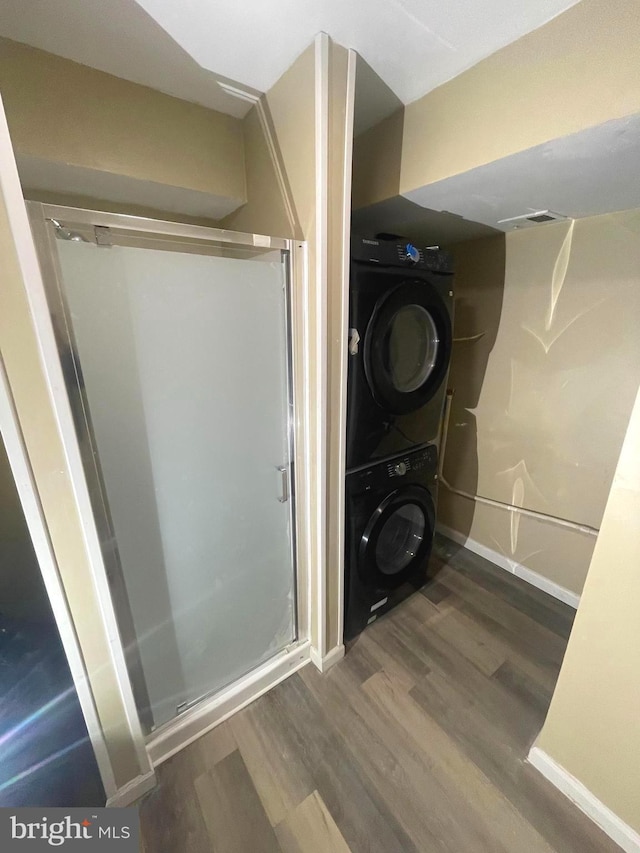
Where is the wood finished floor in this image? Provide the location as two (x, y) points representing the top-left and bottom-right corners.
(139, 536), (620, 852)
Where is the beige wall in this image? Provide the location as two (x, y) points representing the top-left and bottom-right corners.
(441, 209), (640, 594)
(536, 379), (640, 833)
(219, 106), (292, 237)
(220, 43), (318, 240)
(400, 0), (640, 193)
(24, 187), (225, 228)
(351, 107), (403, 211)
(0, 434), (51, 621)
(0, 154), (145, 790)
(0, 37), (245, 208)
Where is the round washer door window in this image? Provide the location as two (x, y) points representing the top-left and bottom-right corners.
(388, 305), (440, 393)
(375, 503), (426, 575)
(359, 485), (435, 589)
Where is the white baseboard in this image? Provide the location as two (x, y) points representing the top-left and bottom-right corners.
(310, 643), (345, 673)
(436, 523), (580, 609)
(528, 747), (640, 853)
(106, 771), (156, 808)
(147, 640), (311, 768)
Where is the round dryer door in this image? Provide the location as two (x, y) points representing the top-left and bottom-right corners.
(359, 485), (435, 589)
(364, 281), (452, 415)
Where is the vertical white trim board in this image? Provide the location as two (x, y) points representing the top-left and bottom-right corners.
(528, 747), (640, 853)
(311, 31), (330, 663)
(309, 643), (345, 673)
(334, 48), (357, 651)
(436, 523), (580, 609)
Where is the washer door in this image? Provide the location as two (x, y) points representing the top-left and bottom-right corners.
(364, 281), (452, 415)
(359, 485), (435, 589)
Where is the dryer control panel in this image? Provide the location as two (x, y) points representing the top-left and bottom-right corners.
(351, 235), (453, 274)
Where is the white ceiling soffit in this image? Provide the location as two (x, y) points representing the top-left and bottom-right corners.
(402, 113), (640, 231)
(133, 0), (581, 104)
(351, 196), (500, 246)
(0, 0), (260, 117)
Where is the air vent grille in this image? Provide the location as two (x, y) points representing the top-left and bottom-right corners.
(498, 210), (569, 229)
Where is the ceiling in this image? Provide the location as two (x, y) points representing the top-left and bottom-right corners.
(0, 0), (581, 115)
(351, 196), (500, 246)
(403, 113), (640, 234)
(0, 0), (258, 117)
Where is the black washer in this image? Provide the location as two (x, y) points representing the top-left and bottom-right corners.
(344, 444), (438, 640)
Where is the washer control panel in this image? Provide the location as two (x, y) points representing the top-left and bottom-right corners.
(386, 446), (435, 478)
(349, 445), (438, 494)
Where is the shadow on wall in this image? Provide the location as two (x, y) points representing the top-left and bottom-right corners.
(439, 234), (507, 540)
(0, 434), (105, 807)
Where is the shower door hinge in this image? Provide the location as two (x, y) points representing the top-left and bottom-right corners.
(94, 225), (112, 247)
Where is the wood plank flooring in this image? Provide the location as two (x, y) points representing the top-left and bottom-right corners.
(140, 535), (620, 852)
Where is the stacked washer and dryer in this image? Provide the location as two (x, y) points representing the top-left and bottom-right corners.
(344, 235), (454, 640)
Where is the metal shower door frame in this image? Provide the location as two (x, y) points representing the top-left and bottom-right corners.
(27, 201), (305, 740)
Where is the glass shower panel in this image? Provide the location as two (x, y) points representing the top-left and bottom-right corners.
(54, 240), (295, 731)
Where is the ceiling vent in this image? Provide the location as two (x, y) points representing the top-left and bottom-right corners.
(498, 210), (568, 229)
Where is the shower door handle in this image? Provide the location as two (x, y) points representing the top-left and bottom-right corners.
(277, 465), (289, 503)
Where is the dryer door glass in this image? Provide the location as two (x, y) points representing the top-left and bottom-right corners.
(364, 281), (452, 415)
(388, 305), (439, 393)
(375, 503), (426, 575)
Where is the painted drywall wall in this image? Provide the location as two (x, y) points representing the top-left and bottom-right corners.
(536, 379), (640, 835)
(0, 163), (144, 788)
(0, 434), (51, 622)
(219, 105), (292, 238)
(221, 42), (318, 241)
(351, 107), (404, 211)
(440, 209), (640, 594)
(23, 188), (225, 228)
(401, 0), (640, 194)
(0, 37), (246, 215)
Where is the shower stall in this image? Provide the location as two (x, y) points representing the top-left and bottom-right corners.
(27, 203), (309, 762)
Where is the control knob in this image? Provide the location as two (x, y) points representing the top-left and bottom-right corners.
(405, 243), (420, 263)
(394, 462), (407, 476)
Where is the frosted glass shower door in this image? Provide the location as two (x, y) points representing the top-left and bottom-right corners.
(53, 237), (296, 731)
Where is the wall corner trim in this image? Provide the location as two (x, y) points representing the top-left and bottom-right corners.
(310, 643), (345, 673)
(528, 747), (640, 853)
(106, 771), (156, 809)
(436, 523), (580, 609)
